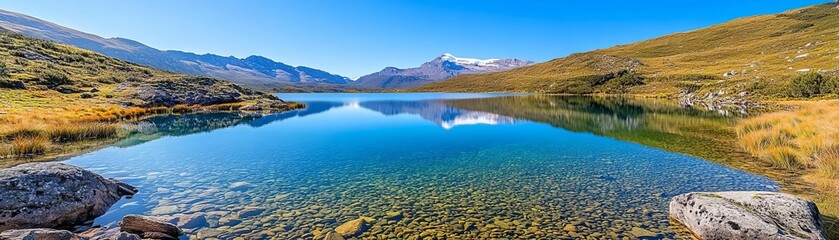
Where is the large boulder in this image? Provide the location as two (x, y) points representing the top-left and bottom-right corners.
(0, 228), (79, 240)
(670, 191), (827, 240)
(0, 163), (137, 231)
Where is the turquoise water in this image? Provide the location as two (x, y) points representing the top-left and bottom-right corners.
(65, 93), (778, 239)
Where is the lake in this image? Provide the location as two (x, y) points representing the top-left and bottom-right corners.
(64, 93), (779, 239)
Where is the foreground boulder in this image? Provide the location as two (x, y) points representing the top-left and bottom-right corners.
(0, 163), (137, 231)
(0, 228), (79, 240)
(119, 215), (183, 239)
(670, 191), (827, 239)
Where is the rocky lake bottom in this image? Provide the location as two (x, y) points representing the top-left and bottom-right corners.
(64, 93), (779, 239)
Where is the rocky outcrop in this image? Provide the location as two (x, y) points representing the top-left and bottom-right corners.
(130, 77), (250, 107)
(0, 228), (79, 240)
(670, 191), (827, 240)
(0, 162), (137, 231)
(119, 215), (183, 239)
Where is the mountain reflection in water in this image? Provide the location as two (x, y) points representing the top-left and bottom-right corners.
(67, 93), (778, 239)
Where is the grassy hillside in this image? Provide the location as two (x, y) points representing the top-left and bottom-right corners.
(0, 30), (299, 163)
(415, 3), (839, 100)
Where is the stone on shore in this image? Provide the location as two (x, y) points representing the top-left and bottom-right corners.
(0, 162), (137, 231)
(119, 214), (183, 238)
(0, 228), (79, 240)
(670, 191), (827, 240)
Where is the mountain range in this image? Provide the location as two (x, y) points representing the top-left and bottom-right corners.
(0, 9), (533, 91)
(353, 53), (532, 89)
(0, 9), (351, 90)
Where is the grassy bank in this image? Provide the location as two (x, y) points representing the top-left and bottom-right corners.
(0, 101), (304, 167)
(736, 100), (839, 235)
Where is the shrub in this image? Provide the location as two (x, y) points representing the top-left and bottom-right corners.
(38, 69), (71, 87)
(0, 79), (25, 89)
(788, 73), (825, 98)
(822, 75), (839, 95)
(615, 72), (645, 87)
(0, 61), (7, 77)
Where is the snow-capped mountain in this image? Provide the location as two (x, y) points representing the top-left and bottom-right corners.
(353, 53), (533, 89)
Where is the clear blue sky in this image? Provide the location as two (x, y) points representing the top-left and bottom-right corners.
(1, 0), (830, 78)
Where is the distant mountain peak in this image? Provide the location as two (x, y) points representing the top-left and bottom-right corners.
(437, 53), (502, 67)
(354, 54), (534, 89)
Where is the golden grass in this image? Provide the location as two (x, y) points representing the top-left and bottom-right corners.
(9, 136), (50, 157)
(47, 123), (120, 143)
(737, 100), (839, 175)
(737, 100), (839, 235)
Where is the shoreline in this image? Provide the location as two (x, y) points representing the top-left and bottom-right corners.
(0, 102), (305, 168)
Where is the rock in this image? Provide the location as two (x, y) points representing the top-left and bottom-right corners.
(334, 218), (369, 237)
(238, 207), (266, 218)
(80, 92), (93, 98)
(110, 232), (142, 240)
(228, 181), (253, 191)
(177, 213), (209, 229)
(0, 163), (137, 231)
(130, 76), (258, 107)
(670, 191), (827, 240)
(54, 85), (82, 94)
(119, 215), (183, 238)
(150, 205), (179, 215)
(195, 228), (223, 239)
(494, 219), (511, 229)
(629, 227), (661, 239)
(140, 231), (178, 240)
(322, 231), (345, 240)
(0, 228), (79, 240)
(384, 211), (403, 220)
(78, 223), (141, 240)
(90, 88), (100, 93)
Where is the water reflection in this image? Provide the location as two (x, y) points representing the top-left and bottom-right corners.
(115, 101), (343, 148)
(360, 100), (516, 129)
(117, 95), (746, 164)
(67, 94), (779, 239)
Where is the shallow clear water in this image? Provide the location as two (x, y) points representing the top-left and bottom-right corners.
(65, 93), (778, 239)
